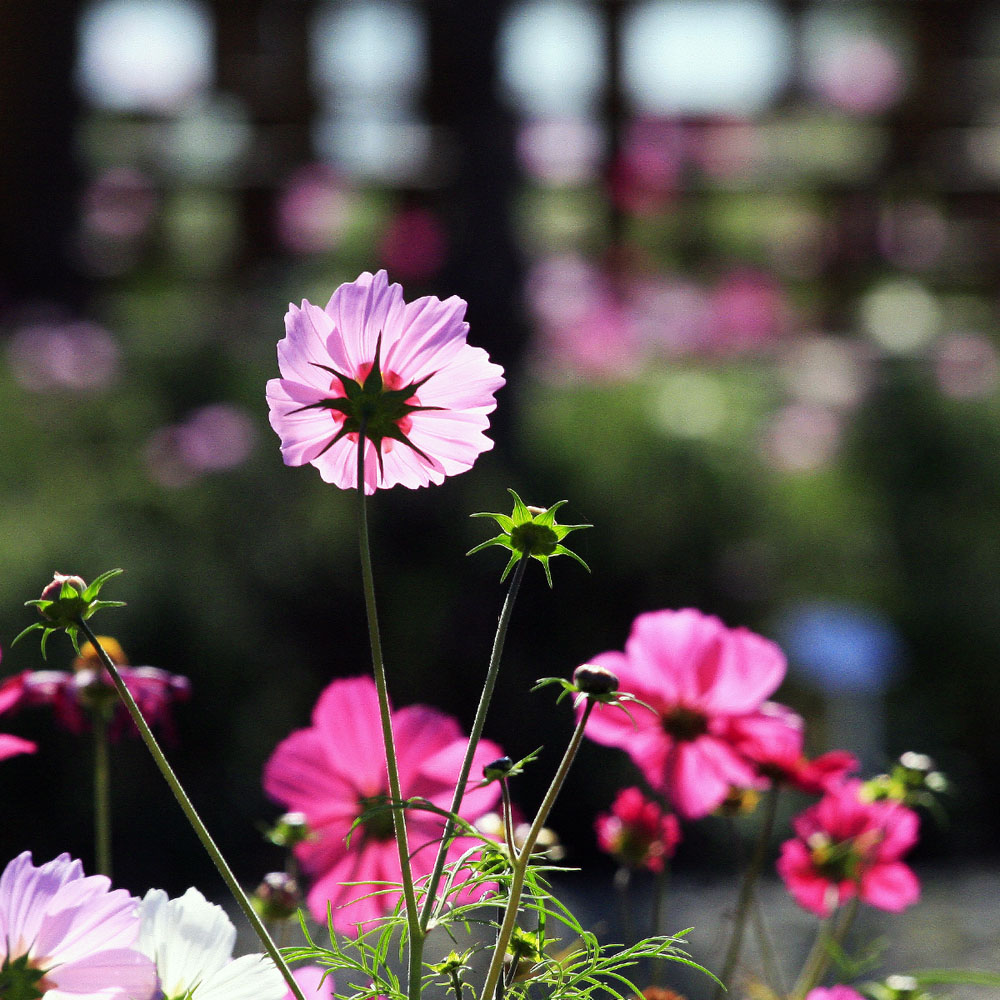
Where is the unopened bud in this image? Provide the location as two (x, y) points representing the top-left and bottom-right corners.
(483, 756), (514, 781)
(573, 663), (619, 695)
(252, 871), (301, 921)
(266, 811), (310, 848)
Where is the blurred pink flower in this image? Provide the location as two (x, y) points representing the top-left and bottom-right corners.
(806, 988), (865, 1000)
(263, 676), (503, 934)
(0, 646), (37, 762)
(0, 636), (189, 742)
(595, 787), (680, 872)
(580, 609), (787, 819)
(144, 404), (256, 488)
(0, 850), (156, 999)
(777, 780), (920, 917)
(266, 270), (504, 493)
(378, 206), (447, 282)
(8, 319), (120, 392)
(723, 701), (857, 794)
(286, 965), (334, 1000)
(705, 269), (788, 354)
(276, 164), (351, 254)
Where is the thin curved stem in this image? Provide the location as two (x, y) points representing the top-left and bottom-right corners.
(648, 859), (670, 986)
(76, 620), (307, 1000)
(420, 555), (529, 932)
(93, 711), (112, 877)
(355, 429), (423, 1000)
(790, 897), (859, 1000)
(713, 784), (781, 1000)
(480, 700), (595, 1000)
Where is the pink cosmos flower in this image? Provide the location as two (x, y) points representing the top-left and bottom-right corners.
(595, 787), (680, 872)
(777, 780), (920, 918)
(263, 676), (503, 933)
(722, 701), (858, 794)
(0, 650), (36, 762)
(806, 988), (865, 1000)
(0, 850), (156, 999)
(0, 637), (189, 742)
(266, 270), (505, 493)
(580, 609), (787, 819)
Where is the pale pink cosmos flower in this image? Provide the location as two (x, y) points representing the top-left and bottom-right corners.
(266, 270), (505, 494)
(263, 676), (503, 934)
(777, 780), (920, 918)
(0, 851), (157, 999)
(595, 787), (680, 872)
(580, 609), (787, 819)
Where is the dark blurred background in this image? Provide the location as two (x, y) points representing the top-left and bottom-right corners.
(2, 0), (999, 900)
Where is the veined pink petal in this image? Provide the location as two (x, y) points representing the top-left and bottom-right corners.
(324, 270), (406, 374)
(667, 737), (757, 818)
(0, 851), (85, 956)
(45, 947), (156, 996)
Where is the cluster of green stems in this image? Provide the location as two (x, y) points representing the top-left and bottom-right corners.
(76, 422), (854, 1000)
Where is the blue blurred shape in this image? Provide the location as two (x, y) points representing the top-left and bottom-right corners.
(780, 601), (901, 694)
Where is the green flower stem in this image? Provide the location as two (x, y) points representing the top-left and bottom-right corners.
(355, 428), (423, 1000)
(713, 783), (781, 1000)
(481, 700), (595, 1000)
(750, 892), (786, 997)
(75, 620), (307, 1000)
(790, 896), (859, 1000)
(93, 710), (112, 877)
(648, 860), (670, 986)
(419, 555), (529, 932)
(614, 867), (634, 947)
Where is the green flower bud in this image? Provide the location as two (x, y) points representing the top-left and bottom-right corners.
(251, 871), (301, 922)
(573, 663), (619, 696)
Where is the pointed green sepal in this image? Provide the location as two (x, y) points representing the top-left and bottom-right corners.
(468, 489), (591, 587)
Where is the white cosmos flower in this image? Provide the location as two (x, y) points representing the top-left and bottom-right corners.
(138, 886), (286, 1000)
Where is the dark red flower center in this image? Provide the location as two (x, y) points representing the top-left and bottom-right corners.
(661, 705), (709, 742)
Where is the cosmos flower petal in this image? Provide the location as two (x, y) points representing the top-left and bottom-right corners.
(860, 862), (920, 912)
(43, 947), (157, 997)
(193, 953), (286, 1000)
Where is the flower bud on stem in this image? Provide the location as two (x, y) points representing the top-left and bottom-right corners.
(75, 619), (307, 1000)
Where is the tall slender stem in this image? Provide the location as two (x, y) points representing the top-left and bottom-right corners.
(481, 700), (595, 1000)
(93, 710), (112, 877)
(355, 429), (423, 1000)
(420, 556), (528, 931)
(790, 897), (859, 1000)
(648, 860), (670, 986)
(76, 620), (307, 1000)
(713, 784), (780, 1000)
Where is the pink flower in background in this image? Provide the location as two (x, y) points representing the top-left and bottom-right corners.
(0, 647), (36, 762)
(286, 965), (334, 999)
(580, 609), (787, 818)
(595, 787), (680, 872)
(806, 987), (865, 1000)
(378, 206), (447, 282)
(778, 780), (920, 917)
(723, 701), (857, 794)
(264, 676), (503, 933)
(266, 270), (505, 493)
(0, 637), (189, 742)
(0, 851), (156, 999)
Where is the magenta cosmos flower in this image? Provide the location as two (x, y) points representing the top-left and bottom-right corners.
(595, 787), (680, 872)
(0, 653), (36, 763)
(580, 608), (787, 819)
(263, 676), (503, 933)
(722, 701), (858, 794)
(266, 270), (505, 493)
(805, 989), (865, 1000)
(777, 779), (920, 918)
(0, 851), (156, 999)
